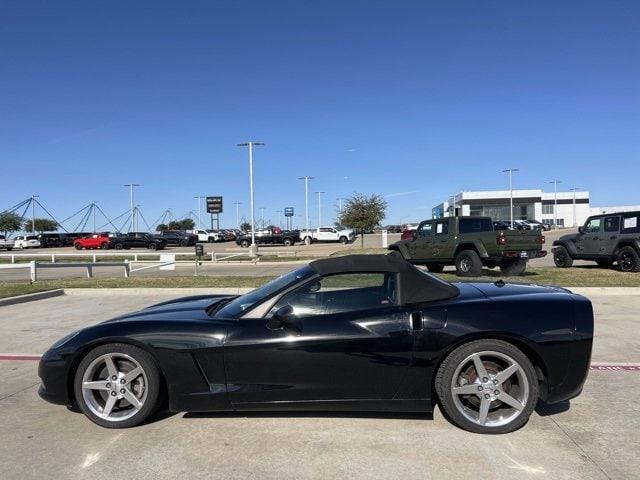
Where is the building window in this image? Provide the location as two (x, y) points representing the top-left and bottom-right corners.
(542, 204), (554, 215)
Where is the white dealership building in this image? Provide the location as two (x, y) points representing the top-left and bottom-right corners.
(432, 189), (591, 228)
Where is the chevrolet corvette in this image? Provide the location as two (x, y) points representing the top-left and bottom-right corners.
(39, 254), (593, 433)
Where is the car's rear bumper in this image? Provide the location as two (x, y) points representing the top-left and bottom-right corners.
(500, 250), (547, 259)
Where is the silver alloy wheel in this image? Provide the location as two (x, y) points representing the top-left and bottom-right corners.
(459, 257), (472, 272)
(450, 350), (529, 427)
(81, 352), (148, 422)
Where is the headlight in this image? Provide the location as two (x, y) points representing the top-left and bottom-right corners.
(50, 330), (80, 349)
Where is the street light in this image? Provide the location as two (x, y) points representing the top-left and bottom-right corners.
(259, 207), (266, 228)
(549, 180), (562, 229)
(194, 195), (205, 229)
(502, 169), (519, 227)
(233, 201), (242, 229)
(569, 188), (583, 228)
(298, 176), (315, 235)
(314, 191), (325, 229)
(336, 197), (347, 212)
(30, 194), (39, 233)
(238, 142), (264, 256)
(124, 184), (140, 232)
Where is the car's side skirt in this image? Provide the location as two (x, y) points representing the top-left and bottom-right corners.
(229, 398), (431, 413)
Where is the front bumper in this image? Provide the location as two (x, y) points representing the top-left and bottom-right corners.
(38, 350), (72, 406)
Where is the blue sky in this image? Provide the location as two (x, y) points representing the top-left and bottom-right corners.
(1, 0), (638, 229)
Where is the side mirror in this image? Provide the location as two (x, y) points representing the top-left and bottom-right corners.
(267, 305), (301, 334)
(578, 226), (584, 234)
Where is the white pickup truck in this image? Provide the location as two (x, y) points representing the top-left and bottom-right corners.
(0, 235), (15, 250)
(300, 227), (356, 244)
(188, 229), (224, 243)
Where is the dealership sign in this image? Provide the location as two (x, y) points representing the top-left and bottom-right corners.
(206, 196), (223, 214)
(284, 207), (294, 217)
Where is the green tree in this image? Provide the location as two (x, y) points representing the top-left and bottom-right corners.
(167, 218), (195, 231)
(156, 223), (169, 232)
(337, 193), (387, 248)
(24, 218), (59, 233)
(0, 212), (22, 236)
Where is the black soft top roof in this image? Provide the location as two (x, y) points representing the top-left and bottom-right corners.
(308, 253), (459, 304)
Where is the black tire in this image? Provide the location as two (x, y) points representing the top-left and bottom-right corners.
(553, 246), (573, 268)
(75, 244), (82, 250)
(114, 243), (124, 250)
(73, 343), (162, 429)
(283, 238), (293, 247)
(595, 259), (613, 268)
(208, 237), (215, 243)
(500, 259), (527, 276)
(100, 243), (109, 250)
(454, 250), (482, 277)
(435, 339), (539, 434)
(239, 239), (250, 248)
(180, 240), (188, 247)
(426, 263), (445, 273)
(304, 236), (312, 245)
(6, 247), (12, 251)
(339, 236), (348, 244)
(148, 243), (157, 250)
(618, 246), (640, 272)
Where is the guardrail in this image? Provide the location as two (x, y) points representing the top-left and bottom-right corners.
(0, 261), (130, 282)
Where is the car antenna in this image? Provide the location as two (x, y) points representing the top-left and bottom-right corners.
(494, 279), (506, 287)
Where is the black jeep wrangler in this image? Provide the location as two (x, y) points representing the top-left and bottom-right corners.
(553, 211), (640, 272)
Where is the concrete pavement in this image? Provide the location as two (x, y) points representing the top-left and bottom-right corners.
(0, 290), (638, 479)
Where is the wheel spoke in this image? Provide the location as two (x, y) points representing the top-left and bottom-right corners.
(104, 355), (118, 377)
(452, 383), (480, 395)
(82, 381), (110, 390)
(102, 395), (117, 417)
(472, 353), (488, 380)
(495, 363), (520, 384)
(499, 392), (524, 411)
(122, 388), (143, 410)
(123, 366), (143, 384)
(478, 398), (491, 425)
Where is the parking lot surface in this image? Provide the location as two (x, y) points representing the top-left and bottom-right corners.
(1, 290), (638, 480)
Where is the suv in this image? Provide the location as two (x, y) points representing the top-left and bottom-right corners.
(109, 232), (167, 250)
(0, 235), (15, 250)
(156, 230), (197, 246)
(552, 211), (640, 272)
(74, 233), (111, 250)
(38, 233), (67, 248)
(236, 227), (300, 248)
(300, 227), (355, 244)
(389, 216), (546, 276)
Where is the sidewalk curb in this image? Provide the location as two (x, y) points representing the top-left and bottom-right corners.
(63, 287), (254, 296)
(0, 289), (65, 307)
(569, 287), (640, 296)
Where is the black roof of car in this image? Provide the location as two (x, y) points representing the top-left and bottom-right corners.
(308, 253), (459, 304)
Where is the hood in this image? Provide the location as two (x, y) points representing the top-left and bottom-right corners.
(462, 282), (572, 299)
(101, 294), (237, 324)
(555, 233), (580, 245)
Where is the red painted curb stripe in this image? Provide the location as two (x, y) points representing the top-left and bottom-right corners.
(0, 354), (42, 361)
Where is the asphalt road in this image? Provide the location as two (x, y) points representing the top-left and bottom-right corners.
(0, 290), (638, 479)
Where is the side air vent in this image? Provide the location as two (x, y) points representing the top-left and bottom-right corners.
(411, 311), (423, 331)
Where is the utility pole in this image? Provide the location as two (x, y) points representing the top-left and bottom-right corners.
(315, 191), (325, 230)
(92, 201), (97, 232)
(549, 180), (562, 229)
(502, 169), (519, 228)
(124, 183), (140, 232)
(569, 187), (582, 228)
(31, 194), (39, 233)
(337, 197), (347, 212)
(259, 207), (266, 228)
(298, 176), (314, 234)
(194, 195), (205, 229)
(233, 201), (242, 229)
(238, 142), (264, 256)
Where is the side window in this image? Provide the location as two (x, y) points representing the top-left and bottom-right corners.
(435, 220), (449, 235)
(604, 216), (620, 233)
(584, 218), (602, 233)
(417, 222), (432, 237)
(269, 272), (397, 317)
(622, 214), (640, 234)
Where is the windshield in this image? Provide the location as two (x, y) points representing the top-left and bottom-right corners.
(214, 265), (315, 318)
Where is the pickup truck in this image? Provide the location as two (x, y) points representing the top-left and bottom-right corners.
(0, 235), (15, 250)
(74, 233), (111, 250)
(236, 228), (300, 248)
(108, 232), (167, 250)
(188, 229), (224, 243)
(553, 210), (640, 272)
(389, 216), (546, 276)
(300, 227), (355, 244)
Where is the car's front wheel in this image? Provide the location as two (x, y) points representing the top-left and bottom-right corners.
(553, 246), (573, 268)
(74, 343), (162, 428)
(435, 339), (539, 434)
(283, 238), (293, 247)
(339, 236), (348, 244)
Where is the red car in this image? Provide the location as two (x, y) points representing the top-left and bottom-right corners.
(74, 233), (111, 250)
(401, 225), (417, 240)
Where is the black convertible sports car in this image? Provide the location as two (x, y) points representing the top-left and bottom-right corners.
(39, 254), (593, 434)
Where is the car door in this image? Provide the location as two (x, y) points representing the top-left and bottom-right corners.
(577, 217), (602, 257)
(223, 272), (416, 408)
(408, 221), (433, 260)
(430, 219), (454, 260)
(602, 216), (621, 256)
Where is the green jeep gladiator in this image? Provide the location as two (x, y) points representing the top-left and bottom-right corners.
(389, 216), (546, 276)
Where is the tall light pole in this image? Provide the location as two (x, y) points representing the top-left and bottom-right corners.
(569, 187), (582, 228)
(298, 176), (314, 234)
(124, 183), (140, 232)
(336, 197), (347, 212)
(502, 169), (519, 227)
(233, 201), (242, 229)
(549, 180), (562, 229)
(315, 191), (325, 229)
(259, 207), (266, 227)
(31, 194), (39, 233)
(194, 195), (205, 229)
(92, 201), (97, 232)
(238, 142), (264, 255)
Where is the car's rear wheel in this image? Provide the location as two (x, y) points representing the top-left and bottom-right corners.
(75, 244), (82, 250)
(435, 339), (538, 434)
(148, 243), (157, 250)
(553, 246), (573, 268)
(208, 237), (215, 243)
(426, 263), (445, 273)
(239, 239), (250, 248)
(100, 243), (109, 249)
(500, 259), (527, 276)
(595, 259), (613, 268)
(618, 246), (640, 272)
(114, 243), (124, 250)
(283, 238), (293, 247)
(454, 250), (482, 277)
(74, 343), (162, 429)
(180, 239), (188, 246)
